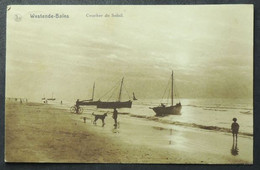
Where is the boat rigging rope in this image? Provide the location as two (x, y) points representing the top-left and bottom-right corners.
(160, 76), (171, 104)
(99, 79), (121, 100)
(107, 83), (120, 101)
(166, 88), (171, 105)
(122, 83), (131, 100)
(174, 82), (181, 102)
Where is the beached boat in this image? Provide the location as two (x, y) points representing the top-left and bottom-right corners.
(97, 77), (132, 109)
(78, 82), (100, 106)
(97, 100), (132, 108)
(150, 71), (182, 116)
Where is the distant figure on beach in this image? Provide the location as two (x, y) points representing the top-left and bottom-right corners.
(61, 100), (62, 105)
(113, 108), (118, 127)
(231, 118), (239, 142)
(20, 99), (22, 104)
(76, 99), (80, 114)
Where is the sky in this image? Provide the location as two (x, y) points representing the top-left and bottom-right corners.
(6, 5), (253, 102)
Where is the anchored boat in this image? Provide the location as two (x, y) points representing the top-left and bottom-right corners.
(151, 71), (182, 116)
(78, 82), (100, 106)
(47, 92), (56, 101)
(97, 77), (132, 109)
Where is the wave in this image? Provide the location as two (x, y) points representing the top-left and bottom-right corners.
(240, 111), (252, 115)
(186, 104), (252, 111)
(129, 114), (253, 137)
(203, 108), (228, 111)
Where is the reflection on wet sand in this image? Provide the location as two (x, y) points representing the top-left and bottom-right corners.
(112, 122), (120, 133)
(231, 141), (239, 156)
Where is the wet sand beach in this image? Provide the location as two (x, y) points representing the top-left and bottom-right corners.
(5, 101), (253, 163)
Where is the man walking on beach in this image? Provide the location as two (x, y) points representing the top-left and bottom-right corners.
(113, 108), (118, 127)
(231, 118), (239, 143)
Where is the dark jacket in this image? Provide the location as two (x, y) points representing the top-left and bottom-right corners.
(231, 122), (239, 134)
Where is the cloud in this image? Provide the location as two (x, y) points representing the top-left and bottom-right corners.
(6, 5), (253, 101)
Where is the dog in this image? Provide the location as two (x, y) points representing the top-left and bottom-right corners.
(92, 112), (107, 127)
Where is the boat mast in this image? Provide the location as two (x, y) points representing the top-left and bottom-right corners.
(92, 82), (95, 100)
(171, 71), (174, 106)
(118, 77), (124, 102)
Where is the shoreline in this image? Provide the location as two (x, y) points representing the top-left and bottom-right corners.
(5, 101), (253, 163)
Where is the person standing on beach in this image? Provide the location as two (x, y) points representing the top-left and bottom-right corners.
(113, 108), (118, 127)
(76, 99), (80, 114)
(231, 118), (239, 142)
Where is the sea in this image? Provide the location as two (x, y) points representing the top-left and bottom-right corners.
(40, 98), (253, 137)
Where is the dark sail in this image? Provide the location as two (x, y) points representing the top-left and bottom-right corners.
(151, 71), (182, 116)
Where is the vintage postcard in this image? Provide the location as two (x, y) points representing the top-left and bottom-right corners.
(5, 5), (253, 163)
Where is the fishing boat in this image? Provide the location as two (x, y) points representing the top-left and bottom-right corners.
(41, 94), (46, 100)
(97, 77), (132, 108)
(150, 71), (182, 116)
(47, 93), (56, 101)
(133, 92), (138, 100)
(78, 82), (100, 105)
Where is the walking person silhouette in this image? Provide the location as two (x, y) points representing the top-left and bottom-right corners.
(113, 108), (118, 127)
(231, 118), (239, 143)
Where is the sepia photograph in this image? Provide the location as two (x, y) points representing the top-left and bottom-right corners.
(5, 5), (253, 163)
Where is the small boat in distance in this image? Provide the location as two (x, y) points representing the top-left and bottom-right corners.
(150, 71), (182, 116)
(41, 94), (45, 100)
(97, 77), (132, 109)
(47, 93), (56, 101)
(133, 92), (138, 100)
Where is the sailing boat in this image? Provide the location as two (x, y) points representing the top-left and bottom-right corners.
(133, 92), (138, 100)
(97, 77), (132, 108)
(79, 82), (100, 106)
(47, 92), (56, 101)
(150, 71), (182, 116)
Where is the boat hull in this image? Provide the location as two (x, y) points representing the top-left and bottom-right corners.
(152, 104), (182, 116)
(77, 100), (100, 106)
(97, 101), (132, 108)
